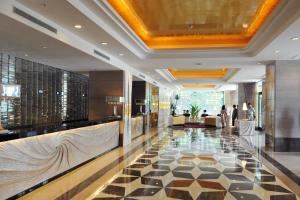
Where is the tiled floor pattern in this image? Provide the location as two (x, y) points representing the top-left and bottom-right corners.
(91, 128), (299, 200)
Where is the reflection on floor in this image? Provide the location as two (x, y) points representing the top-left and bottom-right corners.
(91, 128), (299, 200)
(263, 150), (300, 177)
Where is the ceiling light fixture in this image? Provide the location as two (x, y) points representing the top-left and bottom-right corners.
(25, 54), (28, 57)
(257, 62), (262, 65)
(119, 53), (124, 56)
(74, 24), (82, 29)
(42, 46), (48, 49)
(292, 55), (300, 59)
(242, 23), (248, 28)
(274, 50), (280, 54)
(101, 42), (108, 46)
(291, 37), (299, 41)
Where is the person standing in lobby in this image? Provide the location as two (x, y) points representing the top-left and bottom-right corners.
(220, 105), (228, 128)
(232, 105), (238, 126)
(247, 103), (256, 121)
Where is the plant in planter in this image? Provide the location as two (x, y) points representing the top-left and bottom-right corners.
(190, 104), (201, 122)
(170, 102), (176, 115)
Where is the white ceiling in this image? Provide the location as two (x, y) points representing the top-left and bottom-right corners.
(0, 13), (118, 71)
(1, 0), (300, 90)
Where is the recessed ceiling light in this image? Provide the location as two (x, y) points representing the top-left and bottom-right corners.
(101, 42), (108, 46)
(119, 53), (124, 56)
(25, 54), (28, 57)
(242, 23), (248, 28)
(257, 62), (262, 65)
(74, 24), (82, 29)
(274, 50), (280, 54)
(291, 37), (299, 41)
(42, 46), (48, 49)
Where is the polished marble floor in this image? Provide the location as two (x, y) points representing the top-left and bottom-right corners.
(91, 128), (299, 200)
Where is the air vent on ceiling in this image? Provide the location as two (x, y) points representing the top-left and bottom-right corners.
(13, 7), (57, 33)
(94, 50), (110, 61)
(139, 74), (145, 79)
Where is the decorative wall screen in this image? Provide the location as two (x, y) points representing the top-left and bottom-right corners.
(0, 53), (88, 129)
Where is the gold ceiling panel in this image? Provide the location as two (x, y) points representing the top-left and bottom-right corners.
(168, 67), (228, 79)
(107, 0), (279, 49)
(182, 84), (217, 89)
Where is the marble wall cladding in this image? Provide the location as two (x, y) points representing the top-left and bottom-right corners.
(238, 83), (256, 120)
(131, 116), (143, 140)
(224, 90), (238, 108)
(275, 61), (300, 139)
(265, 63), (275, 146)
(158, 87), (172, 132)
(0, 121), (119, 199)
(0, 53), (88, 129)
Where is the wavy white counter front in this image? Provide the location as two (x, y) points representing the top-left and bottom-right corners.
(0, 121), (119, 199)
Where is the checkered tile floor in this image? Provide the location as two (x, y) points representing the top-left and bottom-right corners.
(93, 128), (299, 200)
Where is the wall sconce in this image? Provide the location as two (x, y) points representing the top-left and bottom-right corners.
(135, 99), (146, 114)
(105, 96), (124, 116)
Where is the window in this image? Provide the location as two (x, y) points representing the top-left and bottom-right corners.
(176, 91), (224, 115)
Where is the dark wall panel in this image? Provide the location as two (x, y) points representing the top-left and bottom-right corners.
(0, 53), (88, 129)
(131, 81), (146, 115)
(88, 71), (123, 121)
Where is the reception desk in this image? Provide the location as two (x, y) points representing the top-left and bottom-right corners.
(0, 121), (119, 199)
(236, 120), (255, 136)
(236, 120), (258, 150)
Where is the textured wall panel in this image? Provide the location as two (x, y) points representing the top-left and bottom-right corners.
(0, 53), (88, 129)
(0, 121), (119, 199)
(158, 87), (172, 131)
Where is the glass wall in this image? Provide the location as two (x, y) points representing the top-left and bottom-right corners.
(176, 91), (224, 115)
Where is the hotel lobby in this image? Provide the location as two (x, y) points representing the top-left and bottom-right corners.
(1, 0), (300, 199)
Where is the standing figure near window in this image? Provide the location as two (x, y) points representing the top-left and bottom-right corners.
(220, 105), (228, 128)
(232, 105), (238, 126)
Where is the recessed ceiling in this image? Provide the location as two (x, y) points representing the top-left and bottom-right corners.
(107, 0), (279, 49)
(2, 0), (300, 90)
(168, 67), (229, 79)
(182, 84), (216, 89)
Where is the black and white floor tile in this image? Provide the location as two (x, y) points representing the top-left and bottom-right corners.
(92, 128), (299, 200)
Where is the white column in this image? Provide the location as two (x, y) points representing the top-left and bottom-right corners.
(122, 71), (132, 145)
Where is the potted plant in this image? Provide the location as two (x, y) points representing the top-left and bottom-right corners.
(170, 102), (176, 116)
(190, 104), (201, 122)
